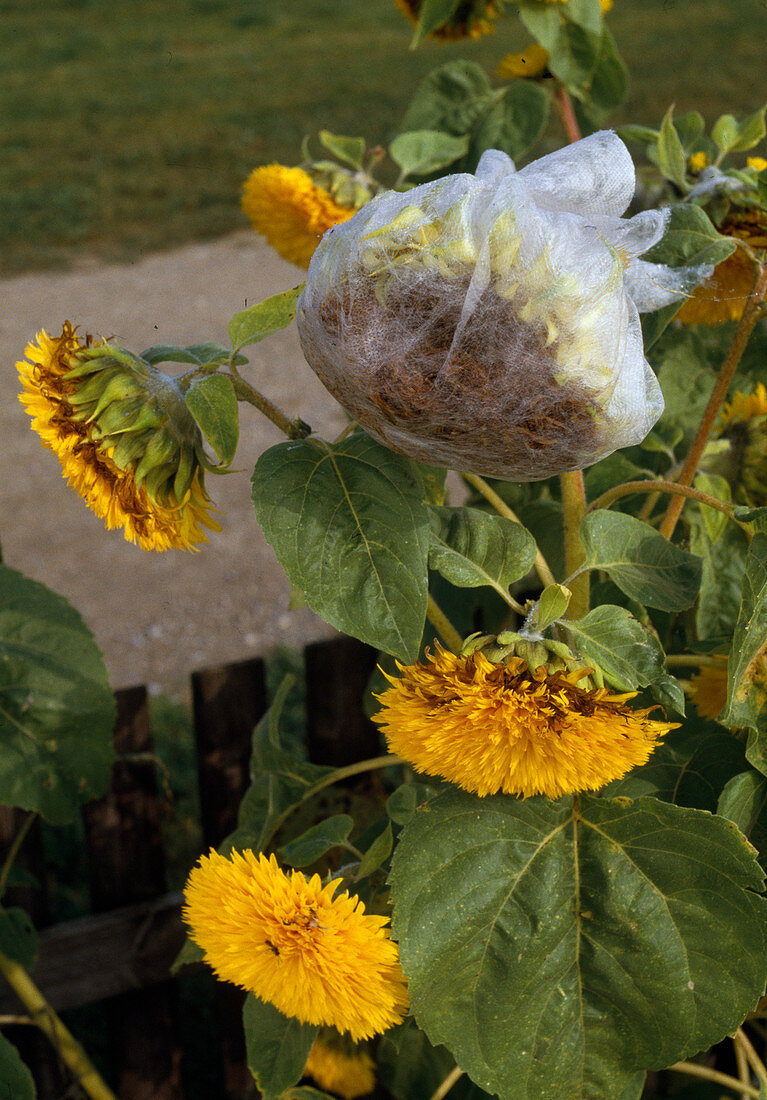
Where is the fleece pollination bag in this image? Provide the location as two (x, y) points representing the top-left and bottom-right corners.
(297, 131), (710, 481)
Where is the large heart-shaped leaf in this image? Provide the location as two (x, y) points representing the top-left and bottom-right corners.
(390, 788), (767, 1100)
(0, 565), (115, 824)
(581, 512), (701, 611)
(252, 434), (430, 662)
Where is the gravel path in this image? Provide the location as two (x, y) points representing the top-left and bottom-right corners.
(1, 233), (346, 697)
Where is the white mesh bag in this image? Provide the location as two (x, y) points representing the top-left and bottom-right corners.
(297, 131), (708, 481)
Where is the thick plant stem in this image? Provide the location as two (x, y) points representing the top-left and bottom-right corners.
(462, 472), (557, 588)
(665, 654), (727, 669)
(587, 480), (738, 525)
(427, 594), (464, 654)
(428, 1065), (464, 1100)
(560, 470), (589, 619)
(0, 952), (117, 1100)
(555, 84), (582, 144)
(736, 1028), (767, 1090)
(734, 1034), (751, 1100)
(670, 1060), (759, 1098)
(659, 265), (767, 540)
(229, 371), (311, 439)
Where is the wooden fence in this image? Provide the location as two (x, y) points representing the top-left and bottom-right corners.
(0, 635), (384, 1100)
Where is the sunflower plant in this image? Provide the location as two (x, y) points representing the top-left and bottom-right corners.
(5, 2), (767, 1099)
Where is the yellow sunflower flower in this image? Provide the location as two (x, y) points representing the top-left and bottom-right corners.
(242, 164), (360, 268)
(304, 1036), (376, 1099)
(183, 850), (409, 1041)
(497, 42), (549, 80)
(393, 0), (498, 39)
(677, 211), (767, 324)
(748, 157), (767, 172)
(686, 662), (728, 720)
(17, 324), (219, 551)
(689, 151), (709, 174)
(373, 645), (674, 800)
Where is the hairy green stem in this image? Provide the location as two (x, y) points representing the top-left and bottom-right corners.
(427, 594), (464, 654)
(461, 472), (557, 588)
(0, 952), (117, 1100)
(560, 471), (589, 619)
(262, 755), (401, 850)
(228, 371), (311, 439)
(587, 479), (738, 525)
(0, 812), (38, 901)
(670, 1060), (758, 1098)
(665, 654), (727, 669)
(736, 1028), (767, 1090)
(428, 1065), (464, 1100)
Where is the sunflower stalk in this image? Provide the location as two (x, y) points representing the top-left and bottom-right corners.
(426, 593), (464, 653)
(659, 262), (767, 539)
(560, 470), (590, 619)
(0, 952), (117, 1100)
(228, 368), (311, 439)
(587, 479), (741, 527)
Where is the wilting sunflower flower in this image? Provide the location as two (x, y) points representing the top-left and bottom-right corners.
(298, 131), (710, 481)
(687, 662), (728, 720)
(183, 850), (408, 1040)
(677, 209), (767, 324)
(17, 324), (219, 551)
(702, 384), (767, 507)
(304, 1034), (376, 1099)
(242, 164), (371, 268)
(393, 0), (498, 39)
(373, 643), (674, 799)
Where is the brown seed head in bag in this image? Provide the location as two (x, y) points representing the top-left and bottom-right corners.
(307, 262), (603, 480)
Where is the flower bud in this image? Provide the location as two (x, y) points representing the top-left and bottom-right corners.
(298, 132), (708, 481)
(17, 323), (220, 551)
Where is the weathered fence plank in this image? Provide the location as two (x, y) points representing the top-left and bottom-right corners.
(192, 657), (268, 1100)
(83, 685), (183, 1100)
(305, 636), (381, 765)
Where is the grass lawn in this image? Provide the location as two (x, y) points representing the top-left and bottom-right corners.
(2, 0), (766, 274)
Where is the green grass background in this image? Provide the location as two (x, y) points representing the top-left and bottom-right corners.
(2, 0), (766, 274)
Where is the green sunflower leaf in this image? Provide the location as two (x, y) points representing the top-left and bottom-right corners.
(427, 506), (536, 600)
(657, 105), (688, 190)
(243, 994), (317, 1100)
(184, 373), (239, 465)
(390, 789), (767, 1100)
(580, 511), (702, 611)
(0, 565), (115, 824)
(278, 815), (354, 868)
(0, 906), (38, 969)
(228, 286), (303, 351)
(318, 131), (365, 169)
(390, 131), (470, 178)
(605, 724), (746, 811)
(564, 604), (684, 712)
(378, 1019), (493, 1099)
(722, 531), (767, 736)
(222, 677), (334, 856)
(0, 1033), (35, 1100)
(401, 61), (493, 137)
(718, 769), (767, 855)
(252, 433), (430, 663)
